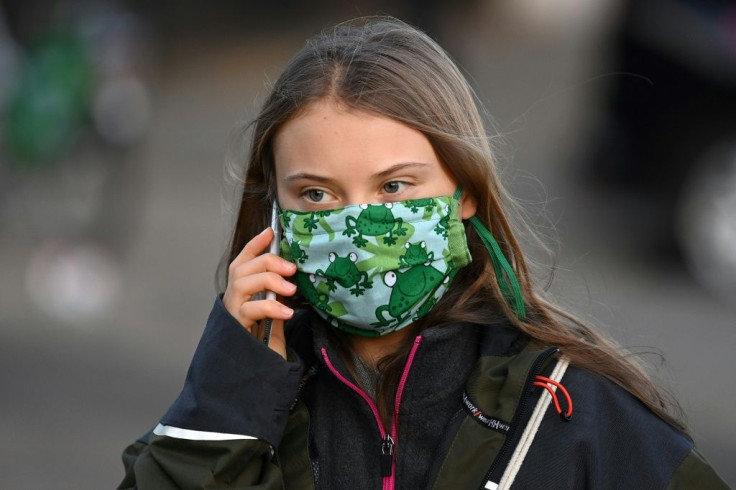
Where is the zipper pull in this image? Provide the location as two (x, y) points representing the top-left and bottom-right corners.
(380, 434), (394, 477)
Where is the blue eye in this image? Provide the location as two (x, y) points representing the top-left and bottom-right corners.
(383, 181), (404, 193)
(306, 189), (325, 202)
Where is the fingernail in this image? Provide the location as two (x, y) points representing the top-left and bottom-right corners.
(284, 281), (297, 292)
(281, 305), (294, 317)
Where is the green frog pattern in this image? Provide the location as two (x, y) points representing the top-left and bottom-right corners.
(294, 272), (331, 312)
(303, 210), (333, 232)
(343, 203), (407, 247)
(280, 195), (467, 335)
(405, 198), (436, 213)
(399, 240), (434, 267)
(433, 213), (450, 238)
(289, 240), (309, 264)
(373, 241), (448, 327)
(315, 252), (373, 296)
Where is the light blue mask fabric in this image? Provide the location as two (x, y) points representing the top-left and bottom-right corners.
(279, 194), (471, 336)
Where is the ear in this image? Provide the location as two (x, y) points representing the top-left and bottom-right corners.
(459, 191), (478, 220)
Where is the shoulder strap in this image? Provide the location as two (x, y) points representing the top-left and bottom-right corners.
(484, 357), (570, 490)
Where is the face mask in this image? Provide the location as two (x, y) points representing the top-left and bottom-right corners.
(279, 190), (526, 336)
(279, 191), (471, 336)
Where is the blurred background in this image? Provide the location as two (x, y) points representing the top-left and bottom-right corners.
(1, 0), (734, 487)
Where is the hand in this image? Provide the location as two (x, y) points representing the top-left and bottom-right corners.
(222, 227), (297, 359)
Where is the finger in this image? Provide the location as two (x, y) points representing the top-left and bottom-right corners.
(229, 271), (298, 302)
(231, 227), (275, 268)
(252, 318), (287, 359)
(238, 299), (294, 329)
(264, 318), (287, 358)
(223, 271), (296, 320)
(231, 252), (297, 282)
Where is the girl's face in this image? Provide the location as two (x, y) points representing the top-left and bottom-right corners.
(273, 99), (476, 218)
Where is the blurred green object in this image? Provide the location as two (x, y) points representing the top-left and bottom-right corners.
(4, 32), (94, 167)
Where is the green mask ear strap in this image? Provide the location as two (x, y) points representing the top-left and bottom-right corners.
(468, 215), (527, 320)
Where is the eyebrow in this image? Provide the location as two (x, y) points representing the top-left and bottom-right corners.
(373, 162), (430, 179)
(283, 162), (430, 184)
(283, 172), (334, 184)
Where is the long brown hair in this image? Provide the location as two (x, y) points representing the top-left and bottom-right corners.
(221, 16), (688, 435)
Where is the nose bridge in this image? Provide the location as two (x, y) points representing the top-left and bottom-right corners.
(319, 159), (374, 207)
(342, 185), (378, 207)
(344, 195), (373, 207)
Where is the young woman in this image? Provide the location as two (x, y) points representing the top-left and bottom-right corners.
(119, 17), (728, 489)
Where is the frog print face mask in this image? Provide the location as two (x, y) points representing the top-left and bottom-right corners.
(279, 192), (472, 336)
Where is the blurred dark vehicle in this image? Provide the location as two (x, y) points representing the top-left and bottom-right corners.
(586, 0), (736, 298)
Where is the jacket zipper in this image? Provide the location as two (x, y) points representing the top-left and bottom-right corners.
(321, 336), (423, 490)
(480, 347), (560, 489)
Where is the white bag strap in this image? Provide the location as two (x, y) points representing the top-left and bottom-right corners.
(483, 357), (570, 490)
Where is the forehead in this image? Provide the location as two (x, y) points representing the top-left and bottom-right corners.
(272, 99), (440, 177)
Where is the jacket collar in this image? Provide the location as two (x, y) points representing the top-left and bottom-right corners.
(297, 311), (525, 412)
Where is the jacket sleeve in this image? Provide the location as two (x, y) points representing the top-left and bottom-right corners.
(118, 296), (305, 489)
(667, 448), (731, 490)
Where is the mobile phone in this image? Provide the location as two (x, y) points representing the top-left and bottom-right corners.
(262, 201), (281, 345)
